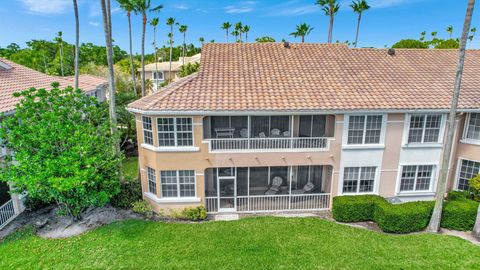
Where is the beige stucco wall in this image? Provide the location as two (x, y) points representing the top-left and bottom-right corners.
(135, 114), (343, 212)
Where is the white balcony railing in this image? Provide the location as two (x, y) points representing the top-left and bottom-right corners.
(208, 137), (329, 152)
(0, 199), (17, 230)
(205, 193), (330, 213)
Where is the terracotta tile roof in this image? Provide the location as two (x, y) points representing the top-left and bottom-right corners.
(128, 43), (480, 113)
(0, 58), (107, 114)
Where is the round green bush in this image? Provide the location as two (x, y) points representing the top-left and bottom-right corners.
(441, 198), (479, 231)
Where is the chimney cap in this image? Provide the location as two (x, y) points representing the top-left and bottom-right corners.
(387, 48), (396, 56)
(284, 41), (290, 48)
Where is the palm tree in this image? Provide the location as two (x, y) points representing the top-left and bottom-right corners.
(221, 22), (232, 42)
(134, 0), (163, 97)
(166, 17), (176, 81)
(199, 37), (205, 45)
(235, 22), (243, 42)
(179, 25), (188, 65)
(289, 23), (314, 43)
(242, 25), (250, 43)
(316, 0), (340, 43)
(55, 31), (65, 76)
(72, 0), (79, 89)
(117, 0), (137, 96)
(447, 25), (454, 38)
(350, 0), (370, 48)
(427, 0), (475, 233)
(150, 17), (159, 90)
(419, 31), (426, 41)
(231, 30), (240, 42)
(469, 27), (477, 42)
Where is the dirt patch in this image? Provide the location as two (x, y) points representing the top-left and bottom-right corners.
(0, 205), (142, 240)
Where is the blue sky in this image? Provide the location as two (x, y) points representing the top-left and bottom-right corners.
(0, 0), (478, 54)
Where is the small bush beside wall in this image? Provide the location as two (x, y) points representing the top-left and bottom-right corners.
(332, 195), (434, 234)
(441, 192), (479, 231)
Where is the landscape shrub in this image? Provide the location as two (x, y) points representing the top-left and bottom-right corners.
(180, 206), (207, 221)
(110, 180), (142, 209)
(375, 201), (433, 233)
(332, 195), (385, 222)
(332, 195), (434, 233)
(469, 174), (480, 200)
(131, 201), (154, 218)
(441, 192), (479, 231)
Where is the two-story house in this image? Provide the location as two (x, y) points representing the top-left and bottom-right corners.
(0, 57), (108, 228)
(127, 43), (480, 214)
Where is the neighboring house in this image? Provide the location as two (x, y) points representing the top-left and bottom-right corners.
(142, 53), (201, 93)
(127, 43), (480, 214)
(0, 57), (107, 228)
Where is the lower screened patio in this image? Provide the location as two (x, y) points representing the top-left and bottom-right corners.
(204, 165), (332, 213)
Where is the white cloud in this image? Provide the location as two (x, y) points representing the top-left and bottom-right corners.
(270, 5), (317, 16)
(172, 4), (189, 10)
(368, 0), (423, 8)
(88, 21), (99, 27)
(19, 0), (70, 15)
(224, 1), (256, 14)
(89, 2), (101, 17)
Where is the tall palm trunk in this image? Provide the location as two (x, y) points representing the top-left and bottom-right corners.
(141, 12), (146, 97)
(59, 43), (64, 76)
(182, 32), (186, 66)
(226, 29), (229, 42)
(302, 36), (305, 43)
(354, 12), (362, 48)
(427, 0), (474, 233)
(169, 25), (173, 81)
(73, 0), (79, 89)
(153, 25), (159, 91)
(127, 11), (137, 96)
(328, 13), (334, 43)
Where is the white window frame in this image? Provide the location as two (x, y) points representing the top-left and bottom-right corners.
(403, 114), (445, 145)
(343, 114), (386, 148)
(152, 71), (164, 81)
(160, 170), (196, 198)
(157, 117), (194, 147)
(147, 167), (157, 195)
(462, 113), (480, 144)
(454, 157), (480, 191)
(142, 116), (154, 145)
(341, 166), (378, 194)
(397, 164), (436, 194)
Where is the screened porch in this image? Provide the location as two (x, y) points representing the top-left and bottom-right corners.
(204, 165), (332, 213)
(202, 115), (335, 152)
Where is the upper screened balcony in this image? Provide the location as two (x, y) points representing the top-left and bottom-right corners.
(203, 115), (335, 153)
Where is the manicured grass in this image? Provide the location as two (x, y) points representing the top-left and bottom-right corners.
(0, 217), (479, 269)
(122, 156), (138, 180)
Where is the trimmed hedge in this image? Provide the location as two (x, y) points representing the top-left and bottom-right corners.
(441, 192), (479, 231)
(332, 195), (434, 234)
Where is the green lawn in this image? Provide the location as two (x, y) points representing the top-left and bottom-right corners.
(122, 156), (138, 180)
(0, 217), (479, 269)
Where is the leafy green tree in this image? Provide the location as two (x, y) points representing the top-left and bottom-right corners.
(290, 23), (314, 43)
(0, 85), (122, 219)
(350, 0), (370, 48)
(392, 39), (428, 49)
(316, 0), (340, 43)
(179, 62), (200, 77)
(255, 36), (276, 43)
(434, 39), (459, 49)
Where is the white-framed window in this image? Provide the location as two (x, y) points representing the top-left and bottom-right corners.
(342, 166), (376, 193)
(347, 115), (383, 145)
(399, 165), (434, 192)
(157, 117), (193, 147)
(142, 116), (153, 145)
(152, 71), (164, 80)
(147, 167), (157, 194)
(457, 159), (480, 191)
(407, 114), (442, 143)
(465, 113), (480, 141)
(160, 170), (196, 198)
